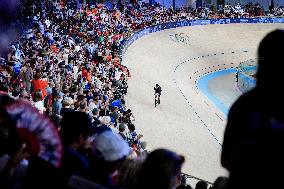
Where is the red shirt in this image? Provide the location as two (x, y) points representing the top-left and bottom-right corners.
(32, 79), (48, 97)
(82, 68), (88, 79)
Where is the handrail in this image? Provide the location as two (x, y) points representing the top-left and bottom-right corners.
(181, 173), (214, 186)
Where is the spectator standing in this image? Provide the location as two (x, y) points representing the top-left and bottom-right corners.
(32, 73), (49, 98)
(52, 92), (63, 118)
(33, 90), (46, 114)
(21, 63), (33, 95)
(60, 111), (92, 183)
(118, 123), (127, 140)
(87, 131), (130, 189)
(222, 30), (284, 189)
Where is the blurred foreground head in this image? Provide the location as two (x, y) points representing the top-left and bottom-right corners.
(257, 29), (284, 93)
(136, 149), (185, 189)
(0, 93), (16, 157)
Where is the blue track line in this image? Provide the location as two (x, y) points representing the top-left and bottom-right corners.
(197, 68), (238, 116)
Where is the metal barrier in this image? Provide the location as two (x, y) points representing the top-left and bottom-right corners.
(181, 173), (213, 187)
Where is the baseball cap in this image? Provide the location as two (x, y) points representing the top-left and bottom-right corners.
(93, 131), (130, 162)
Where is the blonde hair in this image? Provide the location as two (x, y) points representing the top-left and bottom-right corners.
(63, 97), (73, 107)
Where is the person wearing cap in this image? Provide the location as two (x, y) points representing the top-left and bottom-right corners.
(87, 131), (130, 189)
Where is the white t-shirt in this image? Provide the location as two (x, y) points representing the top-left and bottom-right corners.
(45, 19), (51, 28)
(115, 70), (122, 80)
(75, 45), (81, 52)
(95, 78), (103, 89)
(73, 65), (78, 80)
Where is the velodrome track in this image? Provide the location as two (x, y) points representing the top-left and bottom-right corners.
(122, 24), (284, 182)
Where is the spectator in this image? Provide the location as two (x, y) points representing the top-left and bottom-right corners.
(60, 97), (74, 118)
(221, 30), (284, 189)
(118, 123), (127, 140)
(94, 116), (112, 134)
(21, 62), (33, 95)
(2, 2), (280, 188)
(109, 106), (120, 126)
(126, 123), (142, 148)
(44, 87), (53, 116)
(60, 111), (92, 183)
(52, 92), (63, 118)
(195, 180), (208, 189)
(176, 174), (192, 189)
(0, 94), (22, 189)
(79, 100), (88, 113)
(136, 149), (185, 189)
(91, 108), (101, 127)
(210, 177), (228, 189)
(32, 73), (48, 98)
(33, 90), (45, 114)
(87, 131), (130, 189)
(117, 157), (145, 189)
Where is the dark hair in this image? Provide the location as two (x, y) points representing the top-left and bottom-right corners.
(136, 149), (185, 189)
(34, 72), (42, 80)
(119, 124), (126, 132)
(195, 180), (208, 189)
(118, 158), (144, 189)
(33, 90), (43, 101)
(0, 94), (18, 156)
(89, 149), (126, 184)
(60, 111), (92, 146)
(211, 177), (228, 189)
(127, 123), (135, 132)
(180, 174), (187, 185)
(49, 115), (61, 129)
(77, 94), (85, 101)
(79, 101), (86, 109)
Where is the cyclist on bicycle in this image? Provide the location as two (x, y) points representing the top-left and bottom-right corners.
(154, 84), (162, 106)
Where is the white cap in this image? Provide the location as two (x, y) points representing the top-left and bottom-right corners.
(93, 131), (130, 162)
(99, 116), (111, 125)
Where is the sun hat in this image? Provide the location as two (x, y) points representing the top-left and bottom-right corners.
(99, 116), (111, 125)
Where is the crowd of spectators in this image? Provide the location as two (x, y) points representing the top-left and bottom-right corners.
(268, 0), (284, 16)
(1, 0), (284, 189)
